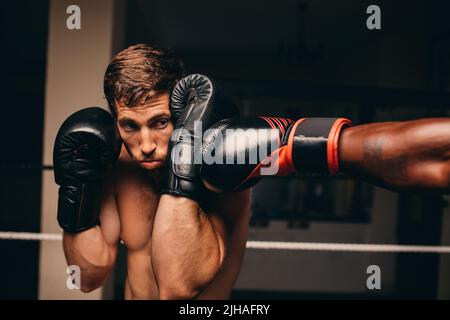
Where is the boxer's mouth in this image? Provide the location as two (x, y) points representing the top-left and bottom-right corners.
(139, 160), (163, 169)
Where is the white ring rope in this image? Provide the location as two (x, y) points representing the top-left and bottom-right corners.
(1, 231), (450, 253)
(0, 232), (62, 241)
(246, 241), (450, 253)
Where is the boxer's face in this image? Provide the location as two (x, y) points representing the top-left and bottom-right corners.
(116, 91), (173, 170)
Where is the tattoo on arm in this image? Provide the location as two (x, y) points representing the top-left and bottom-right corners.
(362, 137), (409, 182)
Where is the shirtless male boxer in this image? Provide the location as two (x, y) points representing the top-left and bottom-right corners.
(53, 44), (450, 300)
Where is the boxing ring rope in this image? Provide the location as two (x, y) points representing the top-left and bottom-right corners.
(0, 232), (63, 242)
(246, 241), (450, 253)
(2, 231), (450, 253)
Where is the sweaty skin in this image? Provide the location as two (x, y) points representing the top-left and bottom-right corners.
(62, 92), (251, 299)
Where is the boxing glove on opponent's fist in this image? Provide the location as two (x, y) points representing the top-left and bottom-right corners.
(53, 107), (121, 233)
(161, 74), (239, 200)
(200, 116), (351, 193)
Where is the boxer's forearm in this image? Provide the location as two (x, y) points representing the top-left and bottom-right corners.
(63, 226), (116, 292)
(339, 118), (450, 192)
(152, 195), (225, 300)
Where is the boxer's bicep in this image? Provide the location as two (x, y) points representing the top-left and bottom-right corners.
(98, 174), (121, 263)
(206, 189), (251, 257)
(62, 172), (120, 293)
(202, 189), (251, 298)
(216, 189), (251, 263)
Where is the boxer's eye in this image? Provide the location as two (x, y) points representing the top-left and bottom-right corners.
(155, 118), (169, 129)
(120, 121), (138, 132)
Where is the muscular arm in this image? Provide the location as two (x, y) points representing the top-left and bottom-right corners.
(62, 174), (121, 293)
(151, 190), (250, 300)
(339, 118), (450, 193)
(151, 195), (226, 300)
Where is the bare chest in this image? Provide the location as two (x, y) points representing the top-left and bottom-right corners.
(115, 169), (161, 251)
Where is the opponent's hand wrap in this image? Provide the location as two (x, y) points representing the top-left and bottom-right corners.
(53, 107), (121, 233)
(200, 116), (351, 193)
(161, 74), (239, 200)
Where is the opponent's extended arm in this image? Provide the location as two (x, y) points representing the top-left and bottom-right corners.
(200, 116), (449, 194)
(339, 118), (450, 193)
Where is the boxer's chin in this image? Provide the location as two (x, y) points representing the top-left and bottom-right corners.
(139, 160), (164, 170)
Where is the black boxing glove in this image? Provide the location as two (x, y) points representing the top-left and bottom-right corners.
(53, 107), (121, 233)
(161, 74), (239, 200)
(200, 116), (351, 193)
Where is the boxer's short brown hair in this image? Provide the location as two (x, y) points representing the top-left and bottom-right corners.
(104, 44), (183, 117)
